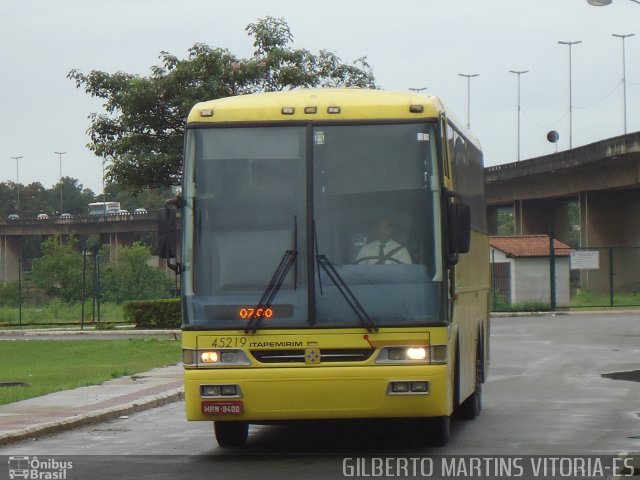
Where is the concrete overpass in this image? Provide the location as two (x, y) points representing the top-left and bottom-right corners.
(486, 131), (640, 247)
(0, 213), (158, 282)
(485, 132), (640, 294)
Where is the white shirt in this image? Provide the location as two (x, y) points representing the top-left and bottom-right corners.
(355, 239), (412, 265)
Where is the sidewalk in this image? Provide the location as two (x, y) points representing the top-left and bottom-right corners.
(0, 364), (183, 446)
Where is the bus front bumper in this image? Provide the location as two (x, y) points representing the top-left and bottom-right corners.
(184, 365), (451, 422)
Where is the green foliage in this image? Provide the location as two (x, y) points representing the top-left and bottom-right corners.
(496, 208), (514, 235)
(566, 201), (580, 249)
(123, 299), (181, 329)
(100, 243), (173, 303)
(570, 289), (640, 308)
(29, 236), (172, 305)
(0, 178), (95, 219)
(0, 281), (21, 306)
(0, 177), (172, 221)
(491, 289), (549, 312)
(0, 302), (123, 326)
(68, 16), (376, 191)
(98, 182), (173, 213)
(30, 236), (84, 302)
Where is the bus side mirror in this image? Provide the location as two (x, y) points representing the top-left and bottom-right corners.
(158, 197), (181, 272)
(447, 201), (471, 266)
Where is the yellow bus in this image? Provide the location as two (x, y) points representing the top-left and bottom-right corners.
(160, 88), (490, 447)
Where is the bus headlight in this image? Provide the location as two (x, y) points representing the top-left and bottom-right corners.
(406, 347), (427, 360)
(183, 349), (251, 367)
(200, 351), (219, 364)
(375, 345), (447, 364)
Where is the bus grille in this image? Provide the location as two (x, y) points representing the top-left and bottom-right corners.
(250, 349), (374, 363)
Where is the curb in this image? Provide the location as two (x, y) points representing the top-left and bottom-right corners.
(0, 387), (184, 447)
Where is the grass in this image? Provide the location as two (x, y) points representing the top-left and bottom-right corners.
(0, 302), (124, 326)
(571, 289), (640, 308)
(492, 289), (640, 311)
(0, 338), (181, 405)
(491, 291), (549, 312)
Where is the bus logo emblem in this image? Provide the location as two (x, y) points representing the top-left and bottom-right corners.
(305, 348), (321, 365)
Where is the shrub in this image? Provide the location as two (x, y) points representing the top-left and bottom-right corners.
(123, 299), (181, 329)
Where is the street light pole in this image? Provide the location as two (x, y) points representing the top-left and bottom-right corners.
(509, 70), (529, 161)
(558, 41), (582, 149)
(10, 156), (22, 214)
(612, 33), (635, 134)
(54, 151), (67, 213)
(458, 73), (479, 129)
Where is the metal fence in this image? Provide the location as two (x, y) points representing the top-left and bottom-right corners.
(491, 245), (640, 311)
(565, 246), (640, 308)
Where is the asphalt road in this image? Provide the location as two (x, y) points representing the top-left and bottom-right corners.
(1, 313), (639, 479)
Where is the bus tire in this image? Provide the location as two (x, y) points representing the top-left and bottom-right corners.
(418, 415), (450, 446)
(459, 351), (483, 420)
(431, 415), (451, 447)
(214, 421), (249, 448)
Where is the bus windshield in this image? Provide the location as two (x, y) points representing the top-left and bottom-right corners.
(184, 123), (444, 329)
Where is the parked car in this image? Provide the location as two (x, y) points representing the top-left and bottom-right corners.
(60, 213), (73, 220)
(117, 209), (130, 215)
(36, 213), (50, 220)
(133, 208), (148, 215)
(7, 214), (20, 221)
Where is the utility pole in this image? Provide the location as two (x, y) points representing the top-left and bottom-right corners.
(10, 156), (22, 214)
(558, 41), (582, 149)
(458, 73), (479, 129)
(54, 151), (67, 212)
(612, 33), (635, 134)
(509, 70), (529, 161)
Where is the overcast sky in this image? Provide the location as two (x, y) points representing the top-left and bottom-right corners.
(1, 0), (639, 195)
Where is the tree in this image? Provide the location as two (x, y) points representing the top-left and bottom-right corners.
(69, 16), (376, 191)
(497, 208), (515, 235)
(0, 183), (14, 217)
(44, 177), (96, 215)
(100, 243), (172, 303)
(21, 182), (49, 216)
(98, 182), (173, 213)
(0, 179), (96, 219)
(31, 236), (84, 303)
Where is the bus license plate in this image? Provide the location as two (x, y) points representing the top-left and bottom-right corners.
(201, 401), (243, 416)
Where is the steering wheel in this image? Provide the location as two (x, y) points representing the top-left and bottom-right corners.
(355, 256), (404, 265)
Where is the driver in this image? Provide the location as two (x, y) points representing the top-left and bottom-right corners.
(355, 219), (412, 265)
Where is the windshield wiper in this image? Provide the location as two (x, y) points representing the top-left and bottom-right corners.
(244, 249), (297, 333)
(315, 254), (378, 333)
(245, 216), (298, 334)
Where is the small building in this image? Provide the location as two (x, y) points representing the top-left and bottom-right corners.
(489, 235), (573, 308)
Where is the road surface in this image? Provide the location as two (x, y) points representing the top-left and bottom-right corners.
(1, 313), (638, 479)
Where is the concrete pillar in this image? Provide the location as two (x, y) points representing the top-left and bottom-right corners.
(579, 190), (640, 294)
(582, 190), (640, 248)
(487, 206), (499, 235)
(0, 235), (22, 282)
(513, 198), (574, 244)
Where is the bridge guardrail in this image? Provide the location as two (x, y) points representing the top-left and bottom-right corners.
(0, 212), (156, 226)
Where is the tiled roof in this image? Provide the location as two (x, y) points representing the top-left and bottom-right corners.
(489, 235), (573, 258)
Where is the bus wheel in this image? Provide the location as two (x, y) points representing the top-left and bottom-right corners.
(459, 355), (482, 420)
(431, 416), (450, 446)
(214, 421), (249, 447)
(420, 416), (450, 446)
